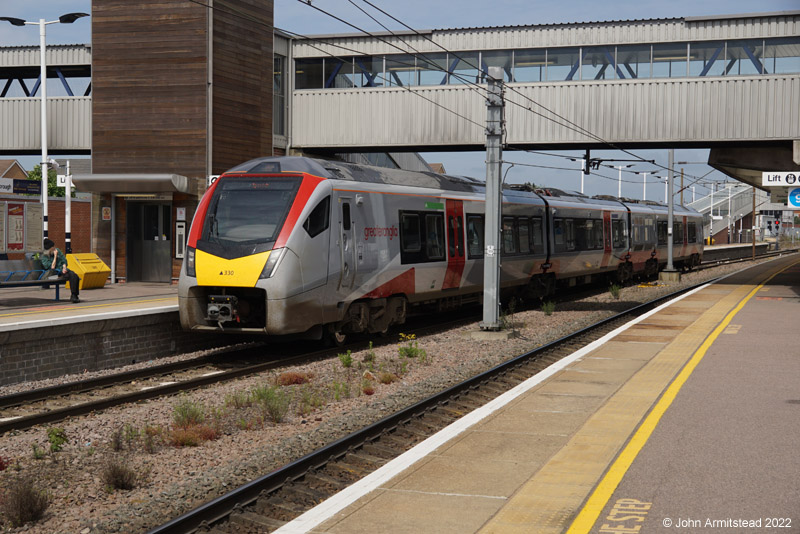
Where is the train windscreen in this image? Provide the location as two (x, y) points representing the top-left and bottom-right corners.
(202, 177), (300, 247)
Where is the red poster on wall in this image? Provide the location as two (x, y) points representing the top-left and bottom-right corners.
(7, 203), (24, 251)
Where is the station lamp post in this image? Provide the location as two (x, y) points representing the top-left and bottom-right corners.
(635, 171), (660, 201)
(0, 12), (89, 241)
(615, 165), (633, 198)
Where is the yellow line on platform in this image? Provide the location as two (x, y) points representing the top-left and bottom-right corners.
(566, 259), (800, 534)
(0, 297), (177, 319)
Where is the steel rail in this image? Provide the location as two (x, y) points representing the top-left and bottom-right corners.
(146, 277), (722, 534)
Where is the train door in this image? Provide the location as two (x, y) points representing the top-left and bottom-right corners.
(337, 198), (356, 291)
(443, 199), (465, 289)
(601, 210), (612, 267)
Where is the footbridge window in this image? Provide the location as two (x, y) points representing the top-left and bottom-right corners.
(294, 36), (800, 90)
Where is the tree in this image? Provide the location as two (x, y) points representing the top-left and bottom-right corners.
(27, 164), (75, 198)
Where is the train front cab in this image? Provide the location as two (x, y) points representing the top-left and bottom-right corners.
(179, 165), (332, 336)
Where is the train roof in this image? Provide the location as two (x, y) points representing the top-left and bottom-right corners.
(226, 156), (483, 193)
(225, 156), (701, 215)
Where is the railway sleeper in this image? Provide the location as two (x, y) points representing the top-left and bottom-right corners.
(283, 483), (330, 504)
(228, 511), (287, 532)
(325, 460), (371, 479)
(363, 441), (403, 459)
(303, 471), (347, 491)
(345, 450), (387, 468)
(253, 498), (306, 521)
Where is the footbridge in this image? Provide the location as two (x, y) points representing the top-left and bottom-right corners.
(1, 11), (799, 189)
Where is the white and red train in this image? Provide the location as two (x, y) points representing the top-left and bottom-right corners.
(178, 156), (703, 341)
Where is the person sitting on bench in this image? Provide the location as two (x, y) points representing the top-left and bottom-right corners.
(39, 239), (81, 303)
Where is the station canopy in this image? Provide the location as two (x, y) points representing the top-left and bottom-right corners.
(71, 173), (190, 194)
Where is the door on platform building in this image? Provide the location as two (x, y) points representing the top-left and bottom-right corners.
(126, 202), (172, 282)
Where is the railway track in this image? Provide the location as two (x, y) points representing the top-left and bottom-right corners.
(146, 277), (723, 534)
(2, 248), (788, 436)
(0, 311), (479, 435)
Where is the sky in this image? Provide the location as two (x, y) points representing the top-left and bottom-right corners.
(3, 0), (797, 201)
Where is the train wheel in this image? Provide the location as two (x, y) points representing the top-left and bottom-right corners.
(324, 325), (348, 347)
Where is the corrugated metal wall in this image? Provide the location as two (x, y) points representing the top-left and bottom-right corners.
(293, 13), (799, 57)
(292, 75), (800, 149)
(0, 45), (92, 67)
(0, 97), (91, 151)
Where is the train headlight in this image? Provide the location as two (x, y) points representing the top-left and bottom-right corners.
(260, 248), (286, 279)
(186, 247), (196, 277)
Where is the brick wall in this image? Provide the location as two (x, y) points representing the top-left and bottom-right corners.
(0, 312), (240, 386)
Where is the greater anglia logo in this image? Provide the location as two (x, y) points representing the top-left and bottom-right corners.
(363, 225), (398, 241)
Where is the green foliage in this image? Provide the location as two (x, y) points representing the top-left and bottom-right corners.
(398, 333), (426, 360)
(102, 458), (139, 491)
(172, 397), (205, 428)
(0, 477), (50, 527)
(338, 349), (353, 368)
(225, 390), (253, 409)
(31, 444), (45, 460)
(332, 380), (351, 401)
(609, 284), (621, 300)
(296, 384), (326, 416)
(253, 385), (290, 423)
(46, 427), (68, 453)
(541, 301), (555, 316)
(500, 298), (518, 331)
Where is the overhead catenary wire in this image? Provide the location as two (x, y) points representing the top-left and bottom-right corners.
(350, 0), (720, 184)
(192, 0), (730, 198)
(184, 0), (487, 130)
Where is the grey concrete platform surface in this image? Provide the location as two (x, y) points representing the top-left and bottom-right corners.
(588, 258), (800, 533)
(0, 281), (177, 330)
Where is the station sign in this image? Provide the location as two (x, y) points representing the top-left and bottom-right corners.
(13, 180), (41, 195)
(762, 171), (799, 187)
(789, 188), (800, 208)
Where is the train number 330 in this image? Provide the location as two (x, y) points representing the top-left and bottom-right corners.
(219, 270), (235, 276)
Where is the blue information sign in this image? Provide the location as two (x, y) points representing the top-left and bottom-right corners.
(789, 187), (800, 208)
(13, 179), (41, 196)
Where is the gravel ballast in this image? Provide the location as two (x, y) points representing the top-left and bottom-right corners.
(0, 259), (778, 533)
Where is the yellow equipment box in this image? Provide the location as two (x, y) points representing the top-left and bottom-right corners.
(66, 253), (111, 290)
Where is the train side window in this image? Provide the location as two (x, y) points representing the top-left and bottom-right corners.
(644, 217), (655, 243)
(565, 219), (576, 251)
(425, 214), (445, 260)
(518, 219), (531, 254)
(657, 221), (667, 245)
(467, 215), (484, 258)
(674, 222), (684, 244)
(688, 222), (697, 243)
(612, 219), (625, 248)
(455, 216), (464, 257)
(448, 216), (456, 257)
(342, 202), (351, 231)
(502, 217), (517, 254)
(575, 218), (591, 250)
(594, 219), (604, 249)
(555, 218), (576, 252)
(531, 217), (543, 254)
(303, 196), (330, 238)
(400, 213), (421, 253)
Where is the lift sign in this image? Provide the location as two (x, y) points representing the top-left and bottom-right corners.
(789, 187), (800, 208)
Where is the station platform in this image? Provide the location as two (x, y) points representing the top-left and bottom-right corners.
(0, 281), (177, 331)
(273, 252), (800, 534)
(0, 282), (184, 387)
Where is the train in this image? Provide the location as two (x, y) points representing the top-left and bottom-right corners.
(178, 156), (703, 343)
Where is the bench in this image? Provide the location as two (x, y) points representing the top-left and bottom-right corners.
(0, 258), (69, 301)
